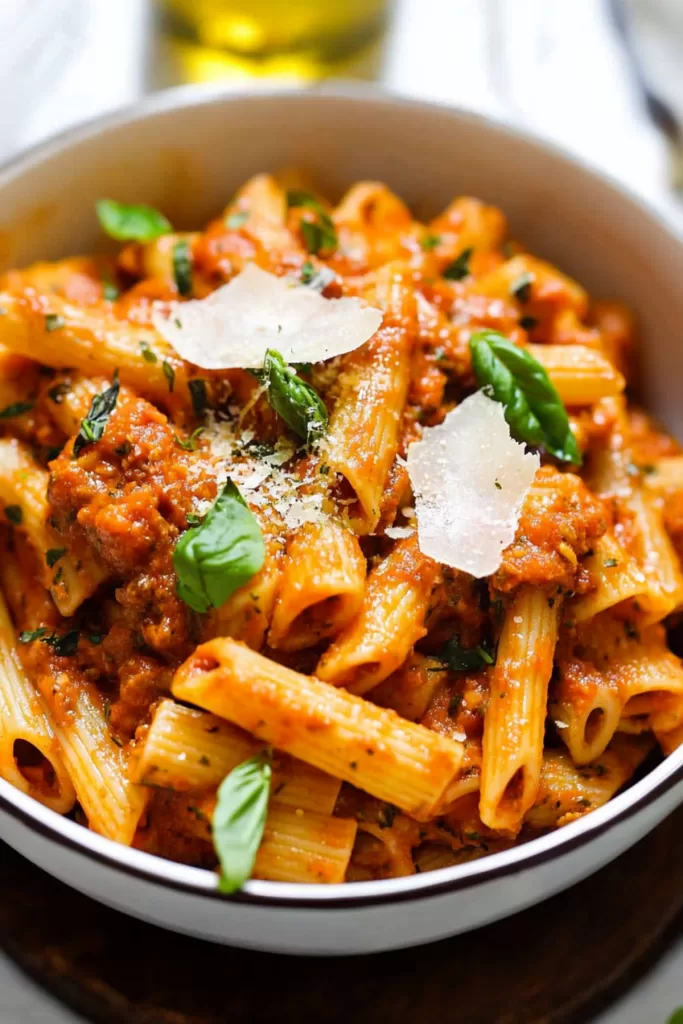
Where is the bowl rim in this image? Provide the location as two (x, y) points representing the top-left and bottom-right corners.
(1, 80), (683, 910)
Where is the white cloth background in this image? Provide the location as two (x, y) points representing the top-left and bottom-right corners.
(0, 0), (681, 1021)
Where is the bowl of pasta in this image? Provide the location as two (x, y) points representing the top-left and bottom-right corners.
(0, 83), (682, 956)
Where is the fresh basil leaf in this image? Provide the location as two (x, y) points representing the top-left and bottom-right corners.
(286, 190), (337, 254)
(667, 1009), (683, 1024)
(262, 348), (328, 445)
(19, 628), (47, 644)
(4, 505), (22, 525)
(45, 314), (65, 332)
(174, 427), (205, 451)
(510, 271), (533, 303)
(73, 374), (120, 456)
(226, 211), (249, 229)
(0, 401), (33, 419)
(188, 379), (208, 418)
(469, 330), (582, 464)
(96, 199), (171, 243)
(162, 360), (176, 393)
(442, 635), (496, 672)
(213, 751), (272, 894)
(443, 247), (473, 281)
(173, 239), (193, 296)
(46, 548), (66, 569)
(173, 479), (265, 614)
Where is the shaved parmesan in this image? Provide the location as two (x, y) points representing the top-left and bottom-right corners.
(384, 525), (415, 540)
(407, 391), (539, 577)
(153, 263), (382, 370)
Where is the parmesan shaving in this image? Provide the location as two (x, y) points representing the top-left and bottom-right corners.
(384, 525), (416, 540)
(406, 391), (539, 577)
(153, 263), (383, 370)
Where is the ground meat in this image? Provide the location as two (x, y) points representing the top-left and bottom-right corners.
(493, 465), (609, 593)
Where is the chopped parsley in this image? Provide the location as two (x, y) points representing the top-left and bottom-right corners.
(188, 379), (208, 417)
(172, 239), (193, 296)
(162, 361), (175, 392)
(45, 314), (65, 332)
(139, 340), (157, 363)
(46, 548), (66, 569)
(0, 401), (33, 419)
(73, 374), (120, 455)
(421, 233), (441, 251)
(443, 247), (473, 281)
(510, 271), (534, 303)
(174, 427), (205, 451)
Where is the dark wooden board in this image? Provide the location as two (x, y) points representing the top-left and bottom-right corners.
(1, 807), (683, 1024)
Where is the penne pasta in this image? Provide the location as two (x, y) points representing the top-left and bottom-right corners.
(268, 519), (366, 650)
(0, 173), (679, 889)
(316, 535), (437, 695)
(526, 734), (654, 829)
(0, 437), (105, 615)
(132, 699), (341, 815)
(171, 637), (464, 819)
(480, 587), (561, 832)
(528, 344), (625, 405)
(0, 587), (75, 813)
(324, 264), (415, 534)
(0, 290), (191, 414)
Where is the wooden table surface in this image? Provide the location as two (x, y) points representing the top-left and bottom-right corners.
(1, 804), (682, 1024)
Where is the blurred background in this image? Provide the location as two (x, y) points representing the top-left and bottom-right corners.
(3, 0), (683, 232)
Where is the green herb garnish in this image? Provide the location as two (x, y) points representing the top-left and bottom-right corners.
(45, 314), (65, 332)
(46, 548), (66, 569)
(174, 427), (205, 452)
(139, 340), (157, 363)
(173, 239), (193, 296)
(19, 628), (47, 644)
(213, 750), (272, 894)
(173, 479), (265, 614)
(73, 374), (120, 455)
(96, 199), (171, 242)
(261, 348), (328, 445)
(4, 505), (22, 525)
(188, 379), (208, 418)
(0, 401), (33, 419)
(103, 281), (120, 301)
(162, 361), (175, 392)
(41, 630), (80, 657)
(443, 247), (473, 281)
(299, 260), (335, 291)
(510, 271), (534, 303)
(469, 330), (581, 464)
(287, 190), (337, 254)
(442, 635), (496, 672)
(421, 233), (441, 252)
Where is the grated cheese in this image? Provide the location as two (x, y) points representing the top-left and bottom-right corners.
(198, 413), (328, 533)
(152, 263), (383, 370)
(406, 391), (539, 577)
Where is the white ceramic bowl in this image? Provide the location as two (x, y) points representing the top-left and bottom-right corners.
(1, 84), (683, 956)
